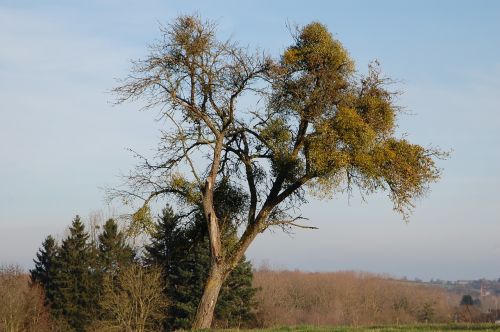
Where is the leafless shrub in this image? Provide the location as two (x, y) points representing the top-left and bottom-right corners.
(0, 264), (61, 332)
(88, 264), (168, 332)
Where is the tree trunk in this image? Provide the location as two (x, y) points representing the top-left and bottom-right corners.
(192, 264), (226, 329)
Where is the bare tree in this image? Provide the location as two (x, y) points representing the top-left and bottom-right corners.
(0, 265), (57, 332)
(90, 264), (167, 332)
(111, 15), (445, 328)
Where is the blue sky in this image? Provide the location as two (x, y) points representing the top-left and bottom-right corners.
(1, 0), (499, 280)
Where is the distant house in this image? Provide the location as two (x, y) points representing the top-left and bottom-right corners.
(456, 280), (470, 286)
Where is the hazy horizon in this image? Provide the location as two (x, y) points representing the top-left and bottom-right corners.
(1, 0), (499, 282)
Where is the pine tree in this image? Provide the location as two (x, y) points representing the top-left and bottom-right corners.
(51, 215), (98, 331)
(94, 218), (136, 323)
(216, 258), (257, 328)
(30, 235), (59, 305)
(98, 218), (135, 275)
(145, 205), (257, 330)
(145, 206), (191, 329)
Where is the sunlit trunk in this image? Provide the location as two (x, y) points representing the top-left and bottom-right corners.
(192, 263), (226, 329)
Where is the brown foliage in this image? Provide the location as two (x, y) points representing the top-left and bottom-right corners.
(0, 265), (60, 332)
(253, 269), (459, 327)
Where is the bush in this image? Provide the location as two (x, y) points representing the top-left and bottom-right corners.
(0, 264), (59, 332)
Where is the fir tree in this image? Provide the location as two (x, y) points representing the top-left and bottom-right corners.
(94, 218), (136, 323)
(51, 215), (98, 332)
(216, 258), (257, 328)
(145, 205), (257, 330)
(145, 206), (190, 329)
(30, 235), (59, 305)
(98, 218), (135, 275)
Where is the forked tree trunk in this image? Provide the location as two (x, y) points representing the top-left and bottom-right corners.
(192, 263), (227, 329)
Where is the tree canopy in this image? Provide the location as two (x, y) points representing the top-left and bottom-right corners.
(111, 15), (445, 328)
(31, 217), (137, 331)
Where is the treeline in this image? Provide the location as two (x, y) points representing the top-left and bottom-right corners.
(2, 213), (497, 331)
(0, 265), (55, 331)
(2, 265), (495, 331)
(19, 206), (256, 332)
(252, 269), (496, 327)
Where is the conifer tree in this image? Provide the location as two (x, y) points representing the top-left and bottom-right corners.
(51, 216), (98, 332)
(216, 258), (256, 328)
(145, 206), (193, 329)
(30, 235), (59, 305)
(98, 218), (135, 275)
(145, 205), (257, 330)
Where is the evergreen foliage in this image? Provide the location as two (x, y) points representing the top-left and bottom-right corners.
(30, 235), (59, 305)
(460, 295), (474, 306)
(50, 216), (98, 332)
(31, 217), (137, 331)
(216, 257), (256, 328)
(97, 218), (135, 275)
(145, 205), (257, 330)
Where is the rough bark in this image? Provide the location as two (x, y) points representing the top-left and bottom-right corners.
(193, 138), (226, 329)
(203, 138), (224, 264)
(192, 264), (226, 329)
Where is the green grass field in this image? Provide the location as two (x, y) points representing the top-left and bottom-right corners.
(215, 324), (500, 332)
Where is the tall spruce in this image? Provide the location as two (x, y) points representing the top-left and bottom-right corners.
(51, 215), (98, 332)
(98, 218), (135, 275)
(145, 205), (257, 330)
(30, 235), (59, 305)
(216, 258), (256, 328)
